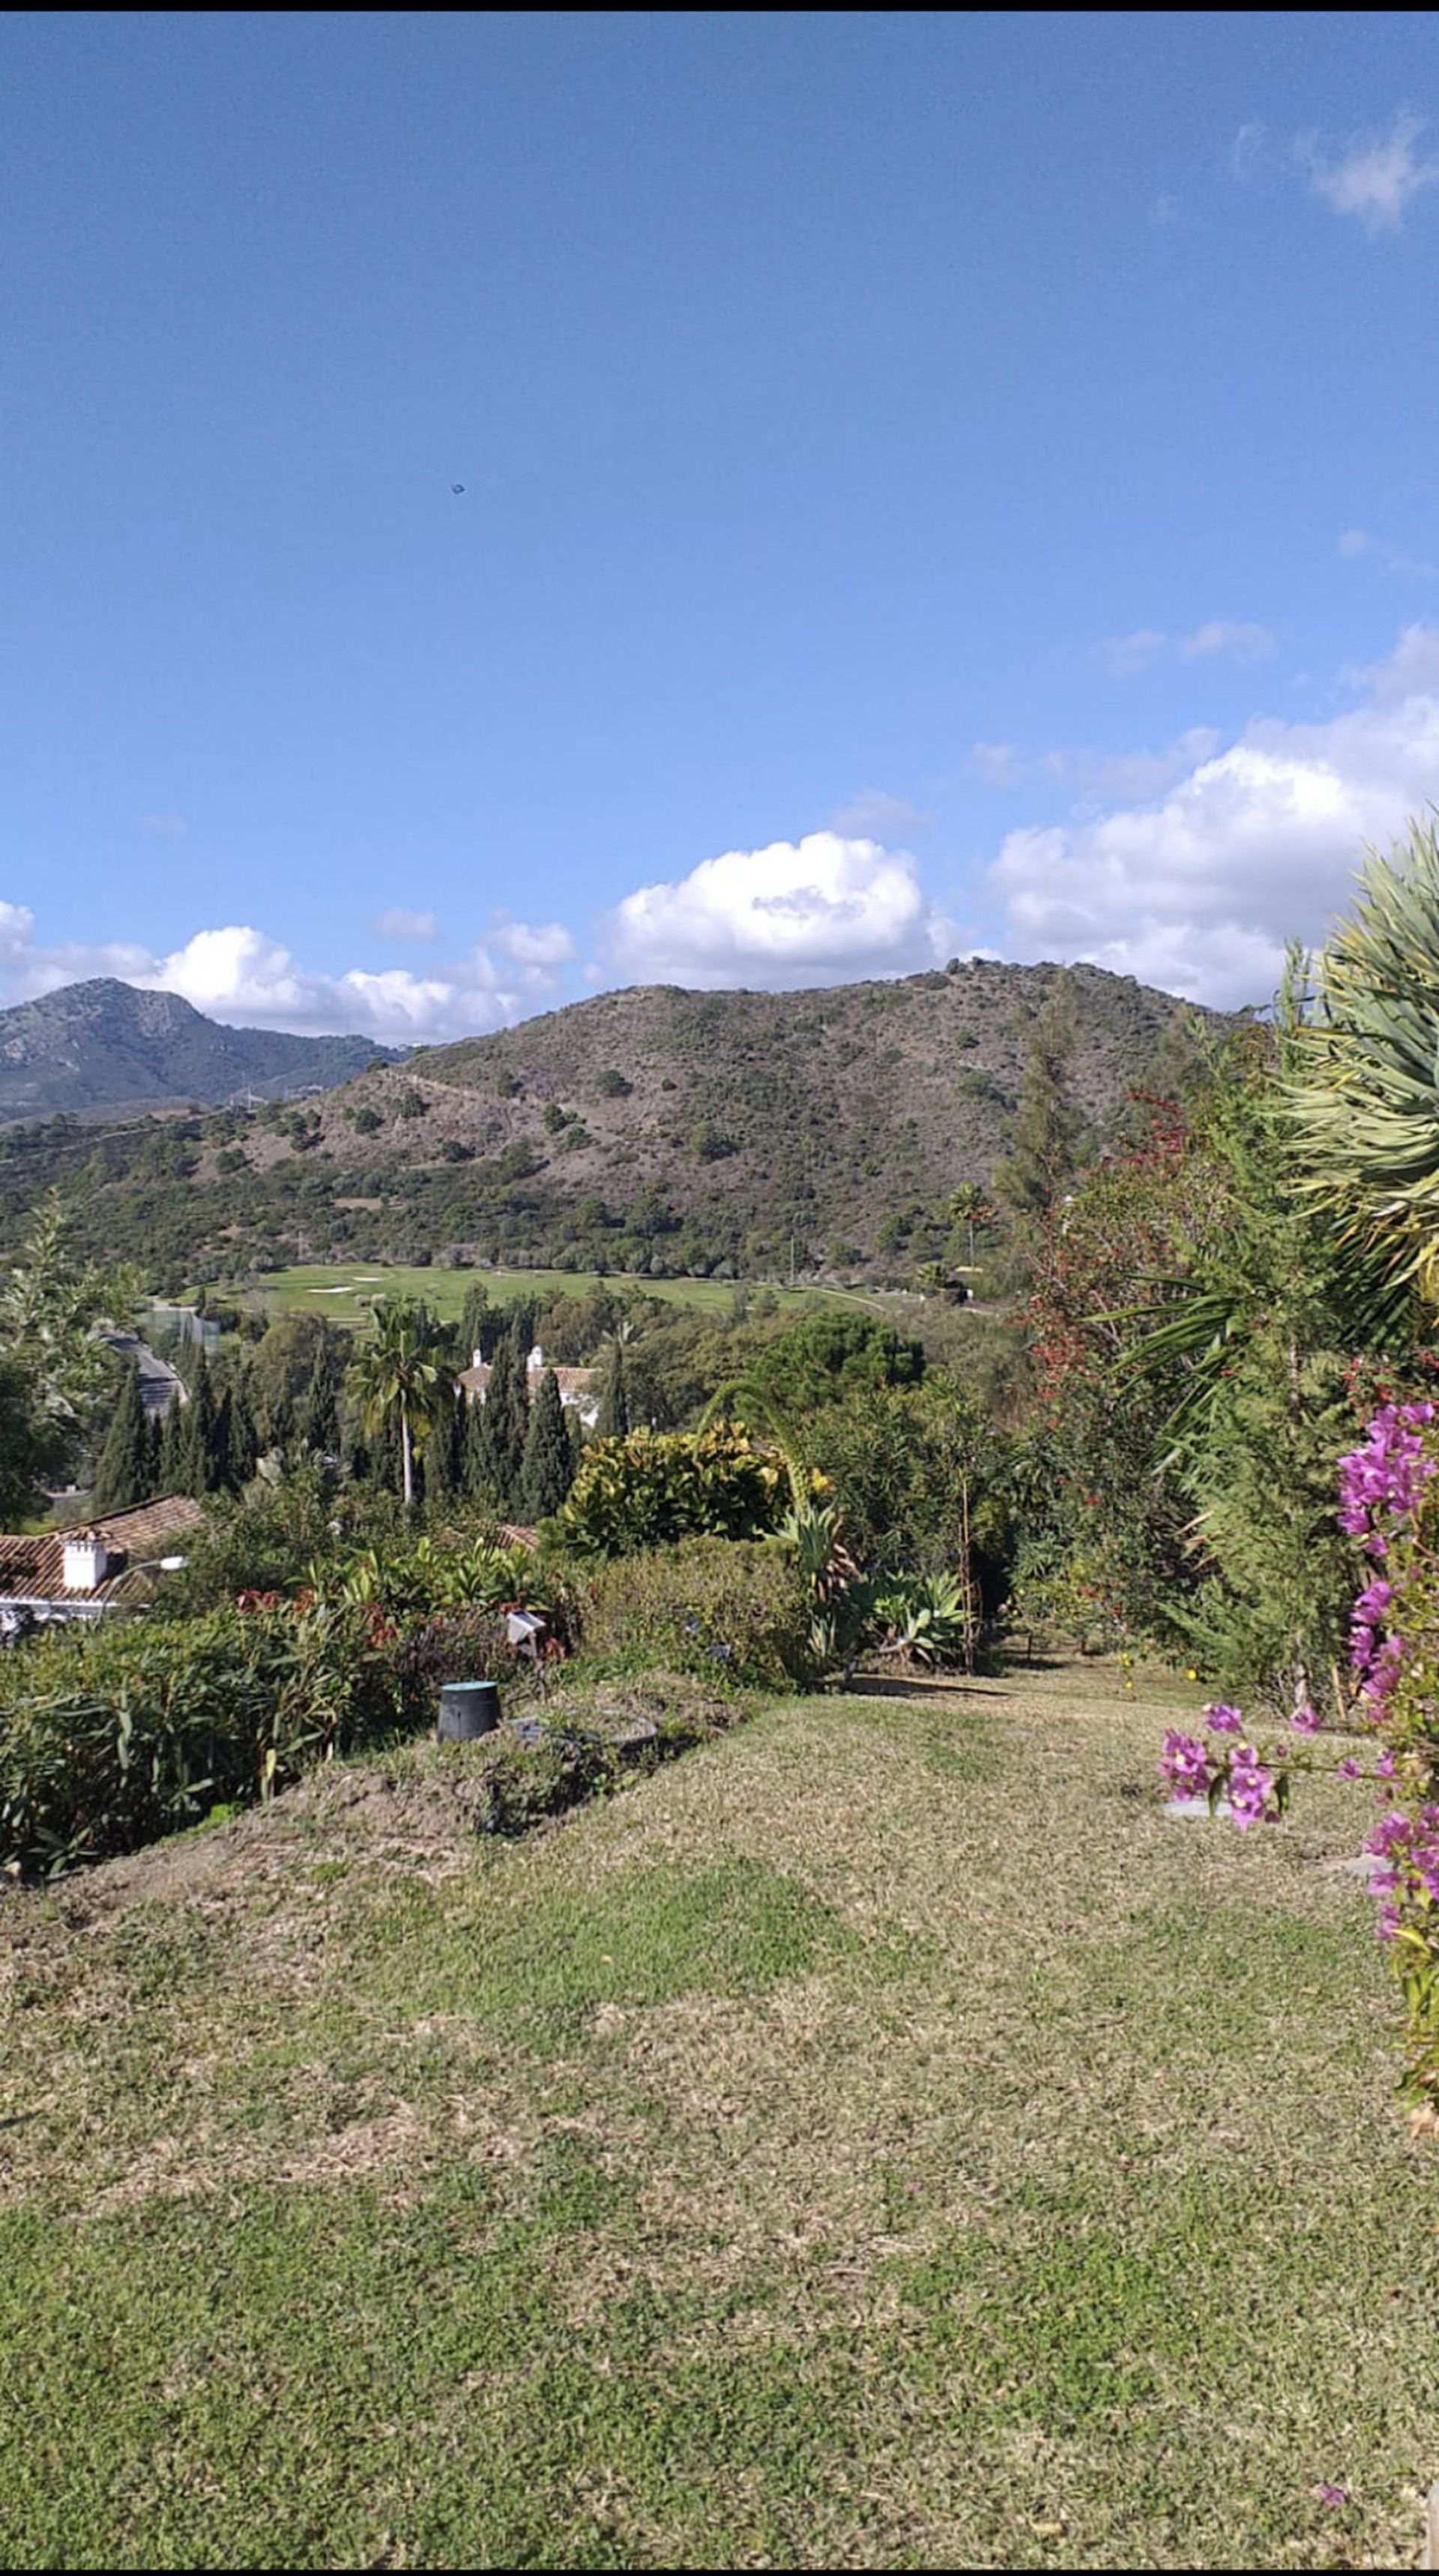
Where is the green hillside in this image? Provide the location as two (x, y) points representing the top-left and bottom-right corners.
(0, 960), (1228, 1285)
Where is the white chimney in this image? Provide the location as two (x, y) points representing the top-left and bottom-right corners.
(528, 1344), (544, 1372)
(62, 1531), (111, 1592)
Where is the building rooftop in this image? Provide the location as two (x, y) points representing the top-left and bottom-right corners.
(0, 1494), (205, 1604)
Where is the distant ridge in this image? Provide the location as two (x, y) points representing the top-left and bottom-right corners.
(0, 980), (404, 1117)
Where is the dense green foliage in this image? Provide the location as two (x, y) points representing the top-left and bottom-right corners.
(554, 1425), (791, 1560)
(576, 1535), (813, 1690)
(0, 1601), (423, 1872)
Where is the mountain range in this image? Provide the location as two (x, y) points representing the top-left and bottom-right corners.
(0, 980), (403, 1117)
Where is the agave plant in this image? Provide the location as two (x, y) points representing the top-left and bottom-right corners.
(872, 1569), (973, 1670)
(1286, 820), (1439, 1296)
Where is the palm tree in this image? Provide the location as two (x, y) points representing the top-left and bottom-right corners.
(349, 1299), (452, 1509)
(1285, 821), (1439, 1295)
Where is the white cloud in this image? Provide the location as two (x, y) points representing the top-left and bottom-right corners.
(1230, 121), (1266, 182)
(137, 811), (187, 839)
(1338, 526), (1435, 579)
(1098, 621), (1274, 674)
(488, 917), (577, 968)
(0, 911), (583, 1044)
(372, 906), (437, 941)
(1300, 109), (1439, 231)
(989, 624), (1439, 1006)
(603, 830), (955, 989)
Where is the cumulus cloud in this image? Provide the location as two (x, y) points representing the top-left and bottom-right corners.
(488, 917), (577, 968)
(372, 906), (437, 941)
(0, 911), (584, 1043)
(989, 624), (1439, 1006)
(604, 831), (956, 989)
(1300, 109), (1439, 231)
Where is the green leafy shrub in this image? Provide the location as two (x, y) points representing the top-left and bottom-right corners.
(0, 1602), (409, 1874)
(553, 1424), (788, 1559)
(577, 1536), (812, 1690)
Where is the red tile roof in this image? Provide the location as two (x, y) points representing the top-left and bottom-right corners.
(0, 1495), (205, 1602)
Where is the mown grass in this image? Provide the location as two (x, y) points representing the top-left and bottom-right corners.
(1, 1662), (1434, 2569)
(217, 1261), (884, 1330)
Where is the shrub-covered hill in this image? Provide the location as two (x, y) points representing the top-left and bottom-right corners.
(0, 978), (402, 1118)
(0, 961), (1234, 1282)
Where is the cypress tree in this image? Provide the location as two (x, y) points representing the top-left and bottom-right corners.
(92, 1363), (150, 1514)
(184, 1350), (221, 1496)
(459, 1280), (490, 1363)
(227, 1376), (259, 1488)
(158, 1389), (187, 1491)
(521, 1367), (574, 1519)
(596, 1334), (630, 1440)
(473, 1330), (528, 1514)
(298, 1342), (344, 1455)
(425, 1388), (463, 1506)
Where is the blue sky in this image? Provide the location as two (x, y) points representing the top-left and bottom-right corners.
(6, 10), (1439, 1034)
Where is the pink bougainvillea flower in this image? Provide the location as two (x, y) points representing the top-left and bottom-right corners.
(1290, 1705), (1321, 1734)
(1204, 1702), (1243, 1734)
(1318, 2483), (1348, 2507)
(1337, 1756), (1361, 1779)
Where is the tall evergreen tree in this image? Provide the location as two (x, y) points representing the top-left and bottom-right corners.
(298, 1341), (345, 1456)
(596, 1333), (630, 1439)
(158, 1388), (187, 1491)
(92, 1362), (150, 1514)
(459, 1280), (490, 1363)
(459, 1383), (489, 1505)
(226, 1375), (259, 1488)
(185, 1349), (222, 1496)
(425, 1387), (464, 1506)
(521, 1366), (574, 1518)
(473, 1329), (528, 1513)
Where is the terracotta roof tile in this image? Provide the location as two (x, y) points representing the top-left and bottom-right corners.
(0, 1494), (205, 1602)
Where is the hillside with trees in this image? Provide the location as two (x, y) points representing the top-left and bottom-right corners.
(0, 960), (1233, 1285)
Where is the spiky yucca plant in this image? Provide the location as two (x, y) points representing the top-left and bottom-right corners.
(1286, 818), (1439, 1295)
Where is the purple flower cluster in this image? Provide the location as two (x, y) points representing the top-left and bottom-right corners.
(1363, 1806), (1439, 1940)
(1338, 1402), (1437, 1554)
(1204, 1701), (1243, 1734)
(1158, 1731), (1211, 1799)
(1227, 1743), (1276, 1830)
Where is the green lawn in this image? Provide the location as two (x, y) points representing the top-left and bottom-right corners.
(215, 1261), (890, 1331)
(1, 1662), (1433, 2569)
